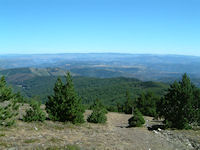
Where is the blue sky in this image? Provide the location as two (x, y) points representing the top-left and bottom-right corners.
(0, 0), (200, 55)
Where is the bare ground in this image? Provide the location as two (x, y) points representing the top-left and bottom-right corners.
(0, 110), (200, 150)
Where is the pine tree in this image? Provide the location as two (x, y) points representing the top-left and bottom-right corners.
(192, 85), (200, 125)
(0, 76), (19, 126)
(158, 73), (198, 129)
(23, 100), (46, 122)
(87, 99), (107, 123)
(46, 72), (85, 124)
(128, 108), (145, 127)
(90, 98), (107, 114)
(136, 91), (158, 117)
(124, 90), (133, 114)
(0, 76), (12, 102)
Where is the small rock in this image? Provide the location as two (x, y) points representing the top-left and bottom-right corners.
(34, 126), (38, 131)
(158, 128), (162, 131)
(153, 130), (159, 134)
(187, 143), (192, 148)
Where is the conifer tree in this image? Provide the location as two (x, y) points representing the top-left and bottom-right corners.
(0, 76), (12, 102)
(23, 100), (46, 122)
(136, 91), (158, 117)
(87, 99), (107, 123)
(46, 72), (85, 124)
(0, 76), (19, 126)
(124, 90), (133, 114)
(158, 73), (199, 129)
(193, 87), (200, 125)
(128, 108), (145, 127)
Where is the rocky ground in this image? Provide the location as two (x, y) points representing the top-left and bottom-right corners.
(0, 110), (200, 150)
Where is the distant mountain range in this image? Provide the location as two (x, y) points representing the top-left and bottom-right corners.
(0, 53), (200, 86)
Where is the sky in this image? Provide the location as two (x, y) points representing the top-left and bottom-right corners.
(0, 0), (200, 56)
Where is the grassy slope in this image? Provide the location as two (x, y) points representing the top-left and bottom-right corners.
(0, 107), (199, 150)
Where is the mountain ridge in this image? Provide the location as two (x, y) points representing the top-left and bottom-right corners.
(0, 53), (200, 86)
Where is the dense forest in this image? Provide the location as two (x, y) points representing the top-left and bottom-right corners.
(7, 76), (168, 106)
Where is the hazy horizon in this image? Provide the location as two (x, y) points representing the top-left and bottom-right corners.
(0, 52), (200, 57)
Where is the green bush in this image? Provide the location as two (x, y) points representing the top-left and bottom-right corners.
(87, 99), (107, 123)
(0, 100), (19, 126)
(66, 145), (80, 150)
(89, 98), (107, 114)
(23, 100), (46, 122)
(87, 110), (107, 124)
(46, 144), (80, 150)
(128, 108), (145, 127)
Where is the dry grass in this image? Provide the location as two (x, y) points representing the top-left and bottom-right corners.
(0, 110), (199, 150)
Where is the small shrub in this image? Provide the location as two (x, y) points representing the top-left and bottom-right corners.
(0, 100), (19, 126)
(66, 145), (80, 150)
(23, 100), (46, 122)
(24, 139), (39, 144)
(0, 142), (10, 147)
(89, 99), (107, 114)
(49, 137), (63, 143)
(87, 110), (107, 123)
(0, 133), (5, 137)
(128, 108), (145, 127)
(87, 99), (107, 123)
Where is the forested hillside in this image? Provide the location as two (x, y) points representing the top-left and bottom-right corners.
(0, 68), (168, 105)
(10, 76), (168, 105)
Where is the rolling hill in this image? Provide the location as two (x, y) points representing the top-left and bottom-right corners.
(0, 67), (168, 105)
(0, 53), (200, 83)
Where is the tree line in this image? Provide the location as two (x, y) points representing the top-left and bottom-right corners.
(122, 73), (200, 129)
(0, 72), (200, 129)
(0, 72), (107, 126)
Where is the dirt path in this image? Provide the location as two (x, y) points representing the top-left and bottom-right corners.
(0, 111), (199, 150)
(105, 112), (191, 150)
